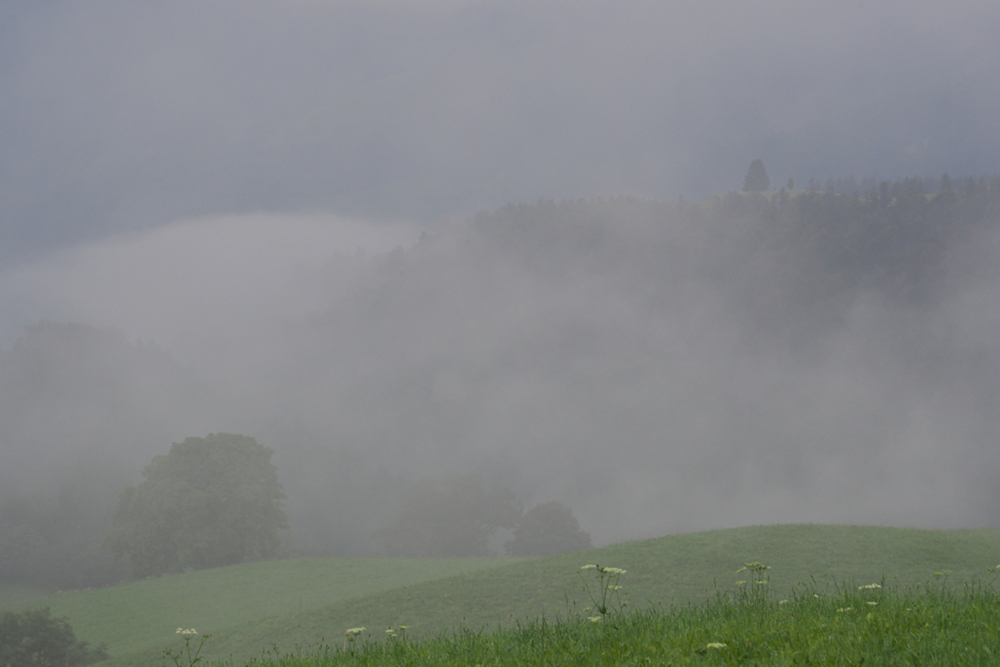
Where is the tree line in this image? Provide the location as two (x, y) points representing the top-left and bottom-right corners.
(713, 168), (1000, 315)
(3, 432), (592, 584)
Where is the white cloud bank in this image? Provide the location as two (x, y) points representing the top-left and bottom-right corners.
(0, 213), (419, 369)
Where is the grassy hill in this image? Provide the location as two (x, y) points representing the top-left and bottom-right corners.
(15, 557), (517, 662)
(13, 524), (1000, 666)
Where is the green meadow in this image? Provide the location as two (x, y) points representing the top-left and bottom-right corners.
(8, 524), (1000, 666)
(255, 584), (1000, 666)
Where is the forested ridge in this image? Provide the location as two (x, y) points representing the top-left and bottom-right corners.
(460, 176), (1000, 346)
(485, 176), (998, 297)
(705, 177), (1000, 306)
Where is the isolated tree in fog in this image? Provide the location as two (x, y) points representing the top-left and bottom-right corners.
(743, 159), (770, 192)
(373, 473), (522, 557)
(105, 433), (287, 578)
(505, 500), (592, 556)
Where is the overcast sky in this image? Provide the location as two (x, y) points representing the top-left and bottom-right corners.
(2, 1), (1000, 550)
(2, 0), (999, 263)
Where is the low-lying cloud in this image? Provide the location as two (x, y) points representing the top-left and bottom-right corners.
(6, 200), (1000, 551)
(0, 213), (419, 372)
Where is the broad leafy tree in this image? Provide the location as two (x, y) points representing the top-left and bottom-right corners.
(505, 501), (592, 556)
(373, 473), (522, 557)
(105, 433), (287, 578)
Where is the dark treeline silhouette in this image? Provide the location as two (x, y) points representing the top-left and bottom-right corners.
(791, 174), (997, 197)
(699, 175), (1000, 314)
(472, 175), (1000, 334)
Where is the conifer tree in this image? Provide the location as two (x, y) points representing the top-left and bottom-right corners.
(743, 159), (770, 191)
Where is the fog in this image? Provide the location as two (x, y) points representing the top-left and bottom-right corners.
(3, 198), (1000, 555)
(3, 1), (1000, 260)
(2, 2), (1000, 563)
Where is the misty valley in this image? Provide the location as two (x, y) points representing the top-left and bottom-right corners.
(3, 175), (1000, 665)
(6, 2), (1000, 662)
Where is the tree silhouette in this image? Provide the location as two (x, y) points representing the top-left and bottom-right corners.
(0, 607), (107, 667)
(743, 159), (770, 191)
(105, 433), (287, 578)
(373, 473), (522, 557)
(505, 501), (592, 556)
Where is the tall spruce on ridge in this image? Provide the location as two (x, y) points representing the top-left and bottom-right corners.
(743, 159), (770, 191)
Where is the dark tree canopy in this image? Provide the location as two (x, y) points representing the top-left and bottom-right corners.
(743, 159), (770, 191)
(105, 433), (287, 578)
(0, 607), (107, 667)
(373, 473), (522, 557)
(505, 501), (592, 556)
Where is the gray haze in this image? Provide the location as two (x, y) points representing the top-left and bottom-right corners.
(2, 1), (999, 260)
(2, 2), (1000, 556)
(3, 200), (1000, 553)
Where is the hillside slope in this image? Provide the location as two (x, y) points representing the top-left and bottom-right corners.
(86, 524), (1000, 665)
(25, 557), (517, 658)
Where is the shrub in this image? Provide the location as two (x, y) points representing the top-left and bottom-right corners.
(0, 607), (108, 667)
(505, 500), (592, 556)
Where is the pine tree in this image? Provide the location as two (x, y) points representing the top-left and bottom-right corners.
(743, 159), (770, 192)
